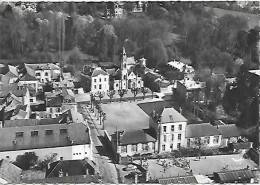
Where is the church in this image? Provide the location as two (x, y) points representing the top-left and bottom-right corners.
(113, 47), (145, 91)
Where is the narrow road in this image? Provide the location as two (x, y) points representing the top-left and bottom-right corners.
(79, 104), (118, 183)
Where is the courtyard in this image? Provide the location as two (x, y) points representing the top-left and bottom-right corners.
(101, 101), (150, 135)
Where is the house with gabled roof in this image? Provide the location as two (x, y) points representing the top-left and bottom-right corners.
(91, 67), (109, 93)
(111, 129), (157, 161)
(0, 122), (92, 162)
(186, 123), (222, 148)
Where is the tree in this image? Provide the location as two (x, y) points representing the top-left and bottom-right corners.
(200, 47), (223, 74)
(95, 91), (104, 102)
(107, 90), (115, 103)
(123, 2), (135, 12)
(118, 89), (127, 102)
(140, 87), (148, 100)
(13, 152), (38, 170)
(144, 39), (168, 68)
(131, 87), (139, 101)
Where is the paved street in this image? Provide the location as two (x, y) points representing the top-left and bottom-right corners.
(78, 104), (118, 183)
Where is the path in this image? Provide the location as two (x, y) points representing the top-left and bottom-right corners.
(78, 104), (118, 184)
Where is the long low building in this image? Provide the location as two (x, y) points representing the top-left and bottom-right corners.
(0, 122), (92, 162)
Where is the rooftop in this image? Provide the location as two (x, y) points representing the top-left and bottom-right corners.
(137, 100), (166, 117)
(0, 122), (90, 152)
(215, 124), (241, 138)
(25, 63), (60, 71)
(0, 159), (22, 183)
(214, 169), (255, 183)
(118, 129), (156, 145)
(186, 123), (222, 138)
(160, 107), (187, 123)
(91, 67), (109, 77)
(158, 175), (198, 184)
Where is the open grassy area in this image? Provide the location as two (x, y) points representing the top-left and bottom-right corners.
(205, 7), (260, 30)
(101, 102), (150, 135)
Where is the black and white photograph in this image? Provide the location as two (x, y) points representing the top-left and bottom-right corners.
(0, 1), (259, 184)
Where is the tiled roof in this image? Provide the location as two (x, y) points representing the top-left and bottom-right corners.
(25, 63), (60, 71)
(215, 124), (241, 138)
(214, 169), (255, 183)
(23, 175), (101, 184)
(46, 159), (97, 178)
(62, 89), (75, 101)
(0, 122), (90, 152)
(119, 129), (156, 145)
(46, 96), (63, 107)
(186, 123), (222, 138)
(158, 175), (198, 184)
(91, 67), (109, 77)
(233, 142), (252, 150)
(161, 107), (187, 123)
(0, 159), (22, 183)
(137, 100), (166, 117)
(4, 118), (61, 127)
(10, 109), (28, 120)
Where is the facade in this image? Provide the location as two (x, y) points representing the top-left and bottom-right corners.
(215, 124), (242, 147)
(0, 122), (92, 162)
(186, 123), (222, 148)
(149, 107), (187, 153)
(113, 48), (144, 90)
(111, 129), (157, 159)
(91, 67), (109, 93)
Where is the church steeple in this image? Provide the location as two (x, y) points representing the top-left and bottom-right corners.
(122, 47), (127, 70)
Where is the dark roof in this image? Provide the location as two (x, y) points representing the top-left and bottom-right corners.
(46, 159), (97, 178)
(91, 67), (108, 77)
(0, 159), (22, 183)
(186, 123), (222, 138)
(214, 169), (255, 183)
(4, 118), (61, 127)
(25, 63), (60, 70)
(158, 175), (198, 184)
(20, 73), (37, 81)
(119, 129), (156, 145)
(244, 148), (259, 164)
(216, 124), (241, 138)
(46, 96), (63, 107)
(233, 142), (252, 150)
(137, 100), (166, 117)
(0, 122), (90, 152)
(161, 107), (187, 123)
(23, 175), (101, 184)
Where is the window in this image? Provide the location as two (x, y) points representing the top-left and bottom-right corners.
(179, 124), (182, 131)
(99, 84), (102, 89)
(60, 157), (63, 160)
(169, 115), (173, 121)
(116, 84), (118, 87)
(36, 73), (40, 76)
(162, 144), (165, 151)
(85, 152), (87, 154)
(104, 78), (106, 81)
(31, 131), (38, 137)
(163, 126), (167, 132)
(94, 79), (96, 83)
(57, 107), (61, 112)
(142, 143), (148, 151)
(132, 144), (137, 152)
(6, 156), (9, 159)
(170, 144), (173, 149)
(94, 85), (96, 89)
(178, 134), (181, 140)
(213, 136), (219, 144)
(99, 78), (101, 82)
(138, 81), (140, 84)
(171, 125), (175, 131)
(16, 132), (24, 138)
(45, 130), (53, 135)
(163, 135), (167, 142)
(45, 72), (48, 76)
(121, 146), (127, 153)
(187, 139), (191, 147)
(60, 129), (67, 134)
(49, 107), (53, 113)
(177, 143), (181, 149)
(30, 99), (33, 103)
(204, 137), (210, 144)
(171, 134), (174, 141)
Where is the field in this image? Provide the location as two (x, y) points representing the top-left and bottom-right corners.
(101, 102), (150, 135)
(205, 7), (260, 30)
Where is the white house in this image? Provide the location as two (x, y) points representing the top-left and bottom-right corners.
(25, 63), (60, 83)
(152, 107), (187, 153)
(186, 123), (222, 148)
(91, 67), (109, 93)
(111, 129), (156, 160)
(0, 122), (92, 162)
